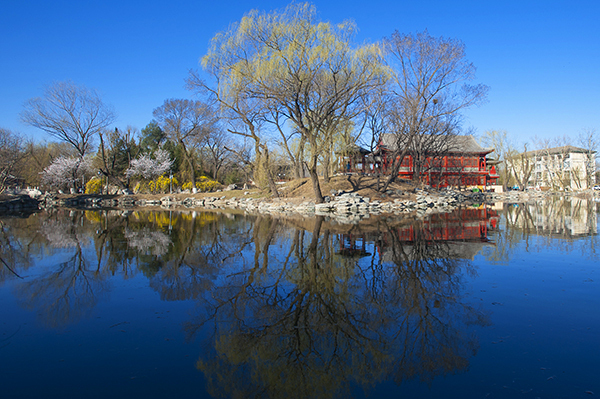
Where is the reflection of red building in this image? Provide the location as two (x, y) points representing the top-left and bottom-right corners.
(392, 207), (498, 243)
(375, 135), (499, 188)
(338, 207), (499, 259)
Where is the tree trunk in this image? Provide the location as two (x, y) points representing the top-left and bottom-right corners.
(259, 144), (279, 198)
(323, 152), (331, 183)
(308, 155), (324, 203)
(266, 170), (280, 199)
(381, 153), (407, 192)
(180, 141), (196, 189)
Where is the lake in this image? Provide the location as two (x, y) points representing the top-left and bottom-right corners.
(1, 198), (599, 398)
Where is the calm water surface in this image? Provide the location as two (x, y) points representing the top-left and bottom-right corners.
(1, 198), (599, 398)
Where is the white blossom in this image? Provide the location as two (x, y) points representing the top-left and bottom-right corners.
(124, 228), (171, 256)
(126, 149), (173, 179)
(41, 156), (91, 189)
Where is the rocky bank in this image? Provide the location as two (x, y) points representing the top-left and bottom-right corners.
(2, 186), (593, 224)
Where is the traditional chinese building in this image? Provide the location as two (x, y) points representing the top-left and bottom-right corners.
(374, 134), (499, 188)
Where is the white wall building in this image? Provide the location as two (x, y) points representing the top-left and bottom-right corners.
(521, 146), (596, 190)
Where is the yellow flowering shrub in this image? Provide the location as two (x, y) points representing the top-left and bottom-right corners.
(132, 176), (177, 194)
(197, 176), (219, 192)
(182, 176), (219, 193)
(85, 177), (102, 194)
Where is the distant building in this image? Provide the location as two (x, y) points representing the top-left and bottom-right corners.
(520, 146), (596, 190)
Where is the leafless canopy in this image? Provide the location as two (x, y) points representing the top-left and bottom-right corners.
(21, 81), (115, 157)
(380, 30), (488, 188)
(0, 128), (24, 193)
(152, 99), (218, 187)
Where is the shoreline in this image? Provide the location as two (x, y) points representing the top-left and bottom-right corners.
(3, 187), (597, 224)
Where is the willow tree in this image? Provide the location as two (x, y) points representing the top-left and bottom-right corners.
(187, 69), (281, 196)
(196, 3), (386, 203)
(0, 128), (24, 193)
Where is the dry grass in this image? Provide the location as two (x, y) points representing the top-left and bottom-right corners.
(279, 174), (418, 202)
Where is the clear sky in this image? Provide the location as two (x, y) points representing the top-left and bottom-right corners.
(1, 0), (598, 146)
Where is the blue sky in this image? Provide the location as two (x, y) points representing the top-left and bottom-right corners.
(1, 0), (598, 146)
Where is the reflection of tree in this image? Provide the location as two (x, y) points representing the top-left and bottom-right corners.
(187, 215), (490, 398)
(380, 221), (489, 383)
(147, 212), (248, 301)
(17, 239), (109, 328)
(40, 215), (92, 249)
(9, 211), (111, 327)
(2, 209), (262, 327)
(124, 228), (171, 256)
(0, 221), (30, 281)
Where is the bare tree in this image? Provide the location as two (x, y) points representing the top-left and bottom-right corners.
(480, 130), (515, 190)
(200, 127), (230, 182)
(529, 136), (578, 191)
(97, 126), (140, 190)
(153, 99), (217, 188)
(578, 128), (598, 187)
(0, 128), (25, 193)
(186, 72), (281, 197)
(506, 143), (535, 190)
(21, 81), (115, 157)
(381, 31), (488, 191)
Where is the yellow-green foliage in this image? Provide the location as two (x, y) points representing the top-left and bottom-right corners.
(198, 176), (219, 192)
(134, 176), (179, 194)
(85, 177), (102, 194)
(155, 175), (175, 193)
(84, 210), (103, 224)
(182, 176), (219, 192)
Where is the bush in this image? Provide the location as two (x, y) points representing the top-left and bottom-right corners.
(133, 175), (178, 194)
(85, 177), (102, 194)
(182, 176), (219, 192)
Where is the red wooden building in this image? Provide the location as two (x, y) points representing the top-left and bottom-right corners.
(375, 134), (499, 188)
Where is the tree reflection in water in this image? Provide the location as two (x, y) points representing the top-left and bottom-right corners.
(0, 206), (504, 395)
(187, 210), (494, 398)
(16, 211), (109, 327)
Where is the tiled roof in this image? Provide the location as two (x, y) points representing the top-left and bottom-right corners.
(379, 134), (494, 154)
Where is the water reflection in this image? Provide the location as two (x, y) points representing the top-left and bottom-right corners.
(484, 198), (599, 263)
(1, 200), (596, 397)
(185, 212), (493, 398)
(505, 197), (597, 238)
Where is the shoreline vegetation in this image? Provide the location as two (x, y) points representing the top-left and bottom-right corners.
(2, 175), (598, 223)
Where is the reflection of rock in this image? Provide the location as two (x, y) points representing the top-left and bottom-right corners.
(124, 228), (171, 256)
